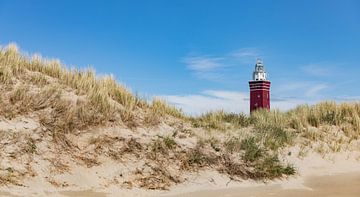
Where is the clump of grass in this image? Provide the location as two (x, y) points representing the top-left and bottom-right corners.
(288, 102), (360, 129)
(0, 65), (13, 84)
(223, 113), (250, 127)
(34, 85), (61, 109)
(135, 165), (181, 190)
(182, 142), (218, 169)
(185, 148), (212, 167)
(224, 137), (242, 153)
(9, 85), (30, 105)
(163, 136), (177, 149)
(185, 148), (205, 166)
(238, 136), (296, 179)
(29, 73), (48, 86)
(192, 111), (249, 131)
(206, 137), (221, 152)
(240, 137), (263, 162)
(252, 155), (295, 179)
(151, 98), (184, 118)
(301, 127), (320, 141)
(250, 109), (294, 151)
(145, 98), (185, 126)
(257, 126), (294, 151)
(25, 138), (37, 154)
(0, 173), (19, 186)
(222, 135), (296, 179)
(351, 115), (360, 138)
(149, 136), (178, 159)
(219, 154), (249, 179)
(251, 109), (287, 130)
(192, 111), (226, 130)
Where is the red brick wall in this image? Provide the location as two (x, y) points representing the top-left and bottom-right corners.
(249, 81), (270, 112)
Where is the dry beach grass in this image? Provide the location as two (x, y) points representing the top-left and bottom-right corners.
(0, 43), (359, 196)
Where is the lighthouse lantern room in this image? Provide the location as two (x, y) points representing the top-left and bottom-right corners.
(249, 59), (271, 113)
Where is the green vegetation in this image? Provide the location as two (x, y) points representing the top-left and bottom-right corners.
(240, 137), (263, 162)
(252, 155), (295, 179)
(191, 110), (249, 130)
(186, 102), (360, 180)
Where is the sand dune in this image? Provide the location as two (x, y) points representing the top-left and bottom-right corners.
(1, 44), (360, 196)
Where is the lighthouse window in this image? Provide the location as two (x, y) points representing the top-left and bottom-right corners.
(257, 94), (260, 98)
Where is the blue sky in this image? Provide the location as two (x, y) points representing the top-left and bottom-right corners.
(0, 0), (359, 114)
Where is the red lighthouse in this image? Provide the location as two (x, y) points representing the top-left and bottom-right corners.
(249, 59), (270, 113)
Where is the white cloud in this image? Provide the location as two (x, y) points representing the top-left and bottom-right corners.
(159, 90), (310, 115)
(183, 47), (261, 81)
(301, 63), (333, 76)
(334, 95), (360, 101)
(183, 56), (226, 80)
(229, 47), (260, 64)
(305, 84), (328, 97)
(274, 82), (309, 93)
(160, 90), (248, 115)
(202, 90), (247, 100)
(272, 81), (329, 99)
(184, 56), (225, 72)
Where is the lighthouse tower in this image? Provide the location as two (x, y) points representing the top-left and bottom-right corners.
(249, 59), (271, 113)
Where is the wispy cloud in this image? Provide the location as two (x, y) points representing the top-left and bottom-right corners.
(305, 84), (328, 97)
(274, 82), (309, 93)
(202, 90), (246, 100)
(333, 95), (360, 101)
(183, 56), (226, 80)
(301, 63), (334, 76)
(159, 89), (309, 115)
(184, 56), (225, 72)
(273, 81), (329, 98)
(229, 47), (260, 64)
(158, 81), (359, 115)
(160, 90), (248, 115)
(183, 47), (261, 81)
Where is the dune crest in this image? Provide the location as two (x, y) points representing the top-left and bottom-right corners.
(0, 44), (359, 196)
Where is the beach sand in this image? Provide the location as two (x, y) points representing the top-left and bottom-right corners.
(31, 172), (360, 197)
(167, 172), (360, 197)
(1, 151), (360, 197)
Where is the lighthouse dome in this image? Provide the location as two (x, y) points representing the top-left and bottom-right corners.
(252, 59), (267, 81)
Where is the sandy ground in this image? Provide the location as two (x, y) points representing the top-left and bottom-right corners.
(4, 171), (358, 197)
(157, 150), (360, 197)
(167, 172), (360, 197)
(1, 151), (359, 197)
(1, 114), (360, 197)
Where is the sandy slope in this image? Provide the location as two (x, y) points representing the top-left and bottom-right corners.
(0, 150), (359, 196)
(0, 90), (359, 196)
(0, 109), (359, 197)
(162, 151), (360, 197)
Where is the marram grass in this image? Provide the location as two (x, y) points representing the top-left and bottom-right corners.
(2, 43), (360, 185)
(0, 43), (185, 129)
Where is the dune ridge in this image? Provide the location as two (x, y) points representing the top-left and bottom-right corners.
(0, 44), (359, 196)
